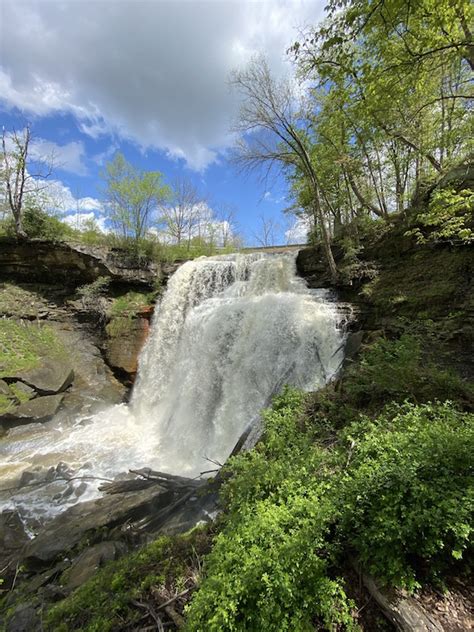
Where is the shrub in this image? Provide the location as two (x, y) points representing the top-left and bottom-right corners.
(186, 392), (473, 630)
(406, 187), (474, 244)
(185, 388), (357, 632)
(3, 205), (73, 241)
(340, 402), (474, 590)
(44, 528), (211, 631)
(343, 334), (473, 407)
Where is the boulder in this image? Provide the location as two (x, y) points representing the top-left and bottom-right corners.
(1, 393), (64, 425)
(64, 541), (126, 590)
(13, 357), (74, 395)
(0, 510), (30, 577)
(22, 485), (174, 566)
(5, 603), (40, 632)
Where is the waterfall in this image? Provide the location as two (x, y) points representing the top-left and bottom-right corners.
(0, 252), (345, 521)
(130, 252), (344, 473)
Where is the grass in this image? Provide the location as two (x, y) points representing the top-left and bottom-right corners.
(44, 527), (211, 632)
(0, 320), (66, 379)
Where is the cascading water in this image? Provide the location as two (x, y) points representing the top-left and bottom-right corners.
(0, 252), (345, 523)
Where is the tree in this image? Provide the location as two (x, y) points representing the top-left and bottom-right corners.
(279, 0), (472, 249)
(1, 125), (54, 238)
(231, 57), (339, 280)
(253, 212), (280, 247)
(215, 202), (238, 247)
(159, 177), (203, 248)
(102, 153), (169, 249)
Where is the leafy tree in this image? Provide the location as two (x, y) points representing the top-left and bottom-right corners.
(283, 0), (473, 250)
(102, 153), (169, 250)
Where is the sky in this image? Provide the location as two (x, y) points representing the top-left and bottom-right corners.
(0, 0), (325, 245)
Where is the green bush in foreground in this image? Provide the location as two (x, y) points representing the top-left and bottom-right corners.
(341, 401), (473, 590)
(185, 390), (473, 631)
(185, 388), (356, 632)
(343, 334), (473, 408)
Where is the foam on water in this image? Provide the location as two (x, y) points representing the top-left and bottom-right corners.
(0, 253), (345, 523)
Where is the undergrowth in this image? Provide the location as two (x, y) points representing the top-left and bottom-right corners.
(45, 527), (211, 632)
(185, 389), (473, 631)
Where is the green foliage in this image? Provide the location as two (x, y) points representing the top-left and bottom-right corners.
(102, 153), (170, 249)
(3, 205), (73, 241)
(44, 528), (211, 632)
(109, 291), (154, 318)
(186, 390), (473, 630)
(0, 320), (64, 378)
(340, 402), (474, 590)
(185, 388), (357, 632)
(407, 187), (474, 244)
(77, 276), (110, 302)
(343, 334), (473, 407)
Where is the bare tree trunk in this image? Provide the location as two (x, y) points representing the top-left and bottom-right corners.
(312, 181), (338, 281)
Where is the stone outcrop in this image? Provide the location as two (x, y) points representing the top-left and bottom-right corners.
(0, 238), (180, 289)
(2, 394), (64, 425)
(105, 312), (152, 378)
(9, 358), (74, 395)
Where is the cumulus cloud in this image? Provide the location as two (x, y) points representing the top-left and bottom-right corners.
(62, 211), (108, 233)
(46, 179), (103, 215)
(29, 138), (88, 175)
(0, 0), (323, 170)
(285, 216), (312, 244)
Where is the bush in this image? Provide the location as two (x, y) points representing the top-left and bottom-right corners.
(45, 529), (211, 632)
(185, 388), (357, 632)
(186, 390), (473, 630)
(3, 205), (73, 241)
(343, 334), (473, 408)
(406, 187), (474, 244)
(340, 402), (474, 590)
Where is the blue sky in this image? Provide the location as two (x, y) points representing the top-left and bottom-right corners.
(0, 0), (324, 245)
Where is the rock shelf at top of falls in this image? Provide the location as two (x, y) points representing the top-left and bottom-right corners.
(0, 252), (346, 527)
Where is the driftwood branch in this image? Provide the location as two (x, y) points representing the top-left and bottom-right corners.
(99, 469), (203, 495)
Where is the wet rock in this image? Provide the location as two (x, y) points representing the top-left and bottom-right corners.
(0, 510), (30, 574)
(106, 315), (151, 376)
(5, 603), (40, 632)
(13, 357), (74, 395)
(1, 394), (64, 425)
(344, 330), (365, 360)
(23, 560), (70, 595)
(22, 485), (174, 566)
(65, 541), (126, 590)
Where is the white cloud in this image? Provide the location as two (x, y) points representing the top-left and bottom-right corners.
(29, 138), (88, 176)
(0, 0), (324, 171)
(45, 179), (103, 215)
(62, 211), (108, 233)
(285, 216), (311, 244)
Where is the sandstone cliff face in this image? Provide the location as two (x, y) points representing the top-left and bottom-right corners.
(0, 238), (161, 287)
(0, 239), (181, 387)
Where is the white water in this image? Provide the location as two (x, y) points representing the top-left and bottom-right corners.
(0, 253), (345, 523)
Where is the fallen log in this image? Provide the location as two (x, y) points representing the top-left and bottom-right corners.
(98, 469), (204, 495)
(357, 568), (445, 631)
